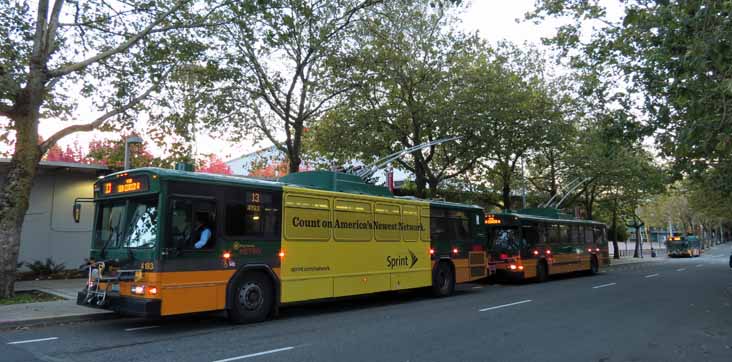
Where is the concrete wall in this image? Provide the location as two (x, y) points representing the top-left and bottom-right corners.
(0, 168), (97, 269)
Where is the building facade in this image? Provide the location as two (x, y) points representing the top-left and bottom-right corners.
(0, 159), (109, 268)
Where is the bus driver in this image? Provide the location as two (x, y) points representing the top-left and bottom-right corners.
(193, 214), (212, 249)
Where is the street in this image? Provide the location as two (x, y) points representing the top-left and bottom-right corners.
(2, 244), (731, 362)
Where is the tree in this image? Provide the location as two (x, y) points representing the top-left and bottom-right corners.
(0, 0), (218, 297)
(200, 0), (380, 175)
(86, 137), (155, 170)
(44, 141), (85, 163)
(529, 0), (732, 210)
(470, 44), (562, 210)
(310, 0), (480, 197)
(197, 154), (233, 175)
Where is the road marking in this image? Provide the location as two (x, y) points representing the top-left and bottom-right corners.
(479, 299), (532, 312)
(676, 268), (686, 272)
(212, 346), (296, 362)
(644, 273), (659, 278)
(592, 283), (617, 289)
(124, 325), (159, 332)
(472, 286), (483, 289)
(7, 337), (58, 345)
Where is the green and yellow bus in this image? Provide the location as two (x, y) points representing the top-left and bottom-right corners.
(666, 234), (701, 257)
(484, 208), (608, 282)
(76, 168), (487, 323)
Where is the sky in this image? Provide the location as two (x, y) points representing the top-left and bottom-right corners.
(29, 0), (622, 163)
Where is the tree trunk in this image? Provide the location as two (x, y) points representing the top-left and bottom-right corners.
(412, 154), (428, 198)
(611, 206), (619, 259)
(288, 153), (302, 174)
(0, 45), (46, 297)
(633, 227), (640, 258)
(502, 182), (511, 211)
(0, 117), (42, 298)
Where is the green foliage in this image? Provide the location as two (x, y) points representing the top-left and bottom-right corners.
(606, 223), (629, 242)
(529, 0), (732, 221)
(26, 258), (65, 278)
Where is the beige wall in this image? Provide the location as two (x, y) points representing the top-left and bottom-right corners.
(0, 167), (98, 269)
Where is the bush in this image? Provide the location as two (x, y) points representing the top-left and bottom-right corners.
(26, 258), (66, 278)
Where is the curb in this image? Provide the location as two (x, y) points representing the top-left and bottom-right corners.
(0, 311), (119, 331)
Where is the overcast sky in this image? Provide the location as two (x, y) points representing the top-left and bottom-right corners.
(35, 0), (622, 163)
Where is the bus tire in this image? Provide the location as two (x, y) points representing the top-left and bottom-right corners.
(536, 260), (548, 283)
(432, 261), (455, 297)
(589, 256), (599, 275)
(227, 272), (273, 324)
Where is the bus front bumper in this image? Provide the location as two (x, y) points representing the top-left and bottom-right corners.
(77, 291), (161, 317)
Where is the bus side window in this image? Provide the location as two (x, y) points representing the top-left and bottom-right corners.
(559, 225), (569, 244)
(568, 225), (576, 243)
(547, 224), (559, 244)
(225, 191), (280, 238)
(522, 223), (540, 247)
(593, 227), (603, 245)
(585, 226), (594, 244)
(169, 198), (217, 250)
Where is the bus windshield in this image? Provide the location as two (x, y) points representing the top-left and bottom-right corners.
(94, 197), (159, 249)
(489, 226), (523, 253)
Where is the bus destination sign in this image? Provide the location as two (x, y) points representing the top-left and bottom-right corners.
(101, 175), (149, 196)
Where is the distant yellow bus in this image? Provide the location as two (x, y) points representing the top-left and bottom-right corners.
(77, 169), (487, 323)
(666, 235), (701, 257)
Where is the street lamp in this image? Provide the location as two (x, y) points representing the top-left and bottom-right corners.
(124, 136), (143, 170)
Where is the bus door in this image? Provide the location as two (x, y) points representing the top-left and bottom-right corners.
(164, 197), (219, 269)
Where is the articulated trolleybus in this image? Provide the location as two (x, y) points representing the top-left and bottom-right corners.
(485, 208), (609, 282)
(76, 168), (487, 323)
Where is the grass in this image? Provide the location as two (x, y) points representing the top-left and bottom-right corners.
(0, 290), (65, 305)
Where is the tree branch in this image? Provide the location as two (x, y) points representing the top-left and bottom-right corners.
(40, 81), (161, 152)
(44, 0), (65, 57)
(47, 0), (188, 78)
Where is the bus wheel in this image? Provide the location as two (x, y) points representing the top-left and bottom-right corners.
(432, 261), (455, 297)
(536, 261), (548, 282)
(228, 272), (273, 324)
(589, 256), (599, 275)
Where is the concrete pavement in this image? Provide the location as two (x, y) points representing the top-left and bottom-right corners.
(0, 279), (114, 329)
(0, 243), (730, 362)
(0, 254), (664, 330)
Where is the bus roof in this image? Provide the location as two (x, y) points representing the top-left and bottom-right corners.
(103, 168), (482, 210)
(488, 208), (606, 226)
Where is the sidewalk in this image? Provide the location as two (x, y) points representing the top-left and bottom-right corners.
(608, 253), (667, 266)
(0, 278), (115, 329)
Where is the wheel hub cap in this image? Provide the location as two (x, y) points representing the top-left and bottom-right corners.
(238, 282), (263, 311)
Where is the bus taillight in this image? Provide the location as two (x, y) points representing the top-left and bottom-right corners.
(278, 250), (285, 258)
(429, 248), (435, 255)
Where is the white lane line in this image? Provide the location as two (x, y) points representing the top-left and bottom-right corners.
(676, 268), (686, 272)
(7, 337), (58, 345)
(644, 273), (659, 278)
(479, 299), (532, 312)
(124, 325), (160, 332)
(472, 286), (483, 289)
(592, 283), (617, 289)
(212, 346), (296, 362)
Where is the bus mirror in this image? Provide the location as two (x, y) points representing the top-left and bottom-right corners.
(73, 203), (81, 223)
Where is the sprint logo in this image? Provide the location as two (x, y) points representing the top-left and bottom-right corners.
(386, 250), (419, 269)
